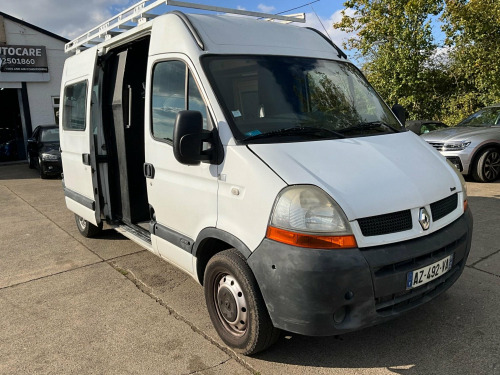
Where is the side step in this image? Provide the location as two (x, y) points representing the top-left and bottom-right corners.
(114, 223), (153, 252)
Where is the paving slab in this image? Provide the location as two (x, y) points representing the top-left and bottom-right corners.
(0, 263), (247, 375)
(0, 187), (101, 288)
(474, 250), (500, 276)
(112, 251), (500, 375)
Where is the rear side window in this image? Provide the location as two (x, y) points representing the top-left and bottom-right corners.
(151, 60), (209, 142)
(63, 81), (87, 131)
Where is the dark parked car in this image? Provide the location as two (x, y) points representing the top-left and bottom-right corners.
(27, 124), (62, 178)
(406, 120), (448, 135)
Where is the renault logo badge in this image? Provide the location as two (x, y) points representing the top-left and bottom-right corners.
(419, 208), (430, 231)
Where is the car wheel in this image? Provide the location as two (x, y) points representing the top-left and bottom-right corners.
(28, 156), (35, 169)
(75, 214), (103, 238)
(38, 157), (48, 179)
(204, 249), (280, 355)
(473, 148), (500, 183)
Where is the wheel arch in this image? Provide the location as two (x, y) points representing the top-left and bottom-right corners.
(193, 228), (252, 285)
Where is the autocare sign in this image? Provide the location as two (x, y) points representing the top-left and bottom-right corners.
(0, 45), (48, 73)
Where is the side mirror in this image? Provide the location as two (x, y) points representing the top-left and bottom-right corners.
(173, 110), (217, 166)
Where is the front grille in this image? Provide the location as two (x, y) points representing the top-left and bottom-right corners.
(370, 232), (468, 314)
(431, 193), (458, 221)
(358, 210), (412, 237)
(375, 260), (462, 314)
(427, 141), (444, 151)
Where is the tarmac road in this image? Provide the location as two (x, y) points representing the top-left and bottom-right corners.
(0, 163), (499, 375)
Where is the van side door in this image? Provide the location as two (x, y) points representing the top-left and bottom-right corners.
(144, 55), (218, 273)
(60, 49), (101, 226)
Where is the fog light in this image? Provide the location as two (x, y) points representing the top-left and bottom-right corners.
(333, 306), (347, 324)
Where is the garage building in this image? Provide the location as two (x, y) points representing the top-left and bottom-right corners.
(0, 11), (67, 163)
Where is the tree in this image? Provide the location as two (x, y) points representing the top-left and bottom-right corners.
(441, 0), (500, 124)
(333, 0), (444, 120)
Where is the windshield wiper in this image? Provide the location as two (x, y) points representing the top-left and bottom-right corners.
(243, 126), (345, 142)
(338, 121), (400, 134)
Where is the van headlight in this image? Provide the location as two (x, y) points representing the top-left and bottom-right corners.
(266, 185), (357, 249)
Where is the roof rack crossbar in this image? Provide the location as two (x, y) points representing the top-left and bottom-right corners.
(65, 0), (305, 54)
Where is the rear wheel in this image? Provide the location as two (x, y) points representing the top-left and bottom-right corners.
(204, 249), (280, 355)
(473, 148), (500, 182)
(75, 214), (102, 238)
(28, 156), (35, 169)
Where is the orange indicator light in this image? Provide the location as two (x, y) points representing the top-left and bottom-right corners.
(266, 226), (357, 249)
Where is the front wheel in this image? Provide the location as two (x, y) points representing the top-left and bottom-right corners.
(28, 156), (35, 169)
(473, 148), (500, 182)
(75, 214), (102, 238)
(38, 157), (48, 179)
(204, 249), (280, 355)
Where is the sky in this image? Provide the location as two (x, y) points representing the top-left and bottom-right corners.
(1, 0), (354, 51)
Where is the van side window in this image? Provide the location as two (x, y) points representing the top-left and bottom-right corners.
(151, 61), (186, 141)
(63, 81), (87, 131)
(151, 61), (209, 142)
(188, 71), (209, 130)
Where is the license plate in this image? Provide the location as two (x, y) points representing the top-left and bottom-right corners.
(406, 254), (454, 289)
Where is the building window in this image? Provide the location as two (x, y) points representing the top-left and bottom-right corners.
(52, 96), (60, 125)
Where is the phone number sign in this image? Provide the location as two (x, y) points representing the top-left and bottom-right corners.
(0, 45), (48, 73)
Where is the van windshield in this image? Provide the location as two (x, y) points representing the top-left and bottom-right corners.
(202, 56), (403, 143)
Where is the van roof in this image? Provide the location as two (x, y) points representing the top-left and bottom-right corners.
(184, 14), (347, 60)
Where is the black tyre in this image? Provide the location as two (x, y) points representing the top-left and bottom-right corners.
(204, 249), (280, 355)
(38, 157), (48, 179)
(28, 156), (35, 169)
(472, 148), (500, 182)
(75, 214), (103, 238)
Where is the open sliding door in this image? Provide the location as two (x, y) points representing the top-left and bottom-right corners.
(60, 48), (101, 226)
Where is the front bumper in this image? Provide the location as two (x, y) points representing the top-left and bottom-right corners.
(438, 150), (473, 175)
(248, 208), (473, 336)
(41, 160), (62, 175)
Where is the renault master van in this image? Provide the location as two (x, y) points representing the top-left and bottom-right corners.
(60, 1), (473, 355)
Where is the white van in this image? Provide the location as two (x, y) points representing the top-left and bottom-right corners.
(60, 2), (473, 355)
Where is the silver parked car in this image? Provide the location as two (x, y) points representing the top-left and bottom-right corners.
(421, 104), (500, 182)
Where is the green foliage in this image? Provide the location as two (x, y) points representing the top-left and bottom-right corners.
(333, 0), (500, 125)
(333, 0), (443, 120)
(441, 0), (500, 124)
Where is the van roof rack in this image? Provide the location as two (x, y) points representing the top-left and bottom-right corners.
(65, 0), (306, 54)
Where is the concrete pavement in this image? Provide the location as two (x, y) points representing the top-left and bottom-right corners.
(0, 164), (499, 374)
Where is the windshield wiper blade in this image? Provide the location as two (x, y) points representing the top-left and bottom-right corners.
(243, 126), (345, 141)
(339, 121), (400, 133)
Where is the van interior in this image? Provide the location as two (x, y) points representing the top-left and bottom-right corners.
(93, 36), (151, 234)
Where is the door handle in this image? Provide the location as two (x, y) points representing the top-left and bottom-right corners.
(144, 163), (155, 179)
(82, 153), (91, 166)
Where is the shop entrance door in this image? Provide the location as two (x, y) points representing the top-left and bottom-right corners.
(0, 88), (25, 162)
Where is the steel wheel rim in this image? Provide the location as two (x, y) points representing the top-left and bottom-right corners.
(484, 151), (500, 180)
(78, 216), (87, 230)
(213, 273), (248, 337)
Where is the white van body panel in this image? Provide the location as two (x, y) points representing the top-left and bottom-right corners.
(249, 131), (464, 247)
(216, 145), (287, 251)
(60, 48), (99, 225)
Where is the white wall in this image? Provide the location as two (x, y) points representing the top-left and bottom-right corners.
(2, 17), (66, 126)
